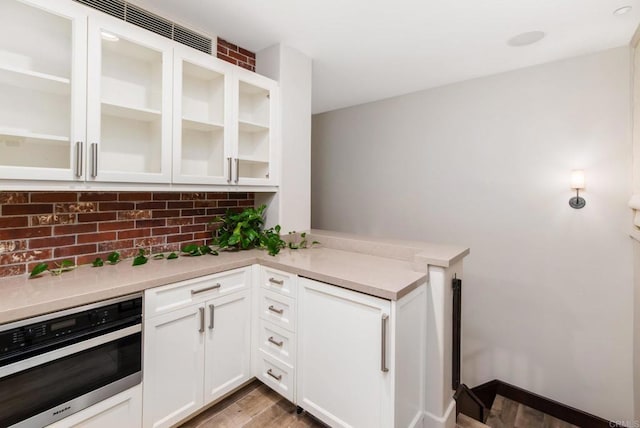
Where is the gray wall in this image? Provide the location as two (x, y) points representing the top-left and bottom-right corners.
(311, 47), (634, 421)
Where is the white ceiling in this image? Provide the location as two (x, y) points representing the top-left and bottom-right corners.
(130, 0), (640, 113)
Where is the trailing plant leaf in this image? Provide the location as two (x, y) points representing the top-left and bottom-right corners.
(132, 249), (148, 266)
(167, 252), (179, 260)
(50, 260), (76, 276)
(29, 263), (49, 278)
(92, 258), (104, 267)
(181, 244), (217, 257)
(107, 252), (120, 265)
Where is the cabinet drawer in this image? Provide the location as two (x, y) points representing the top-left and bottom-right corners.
(257, 350), (294, 403)
(257, 319), (296, 367)
(258, 289), (296, 332)
(145, 267), (251, 318)
(260, 266), (297, 298)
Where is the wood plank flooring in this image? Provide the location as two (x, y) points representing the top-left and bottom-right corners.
(179, 381), (326, 428)
(180, 382), (578, 428)
(458, 395), (579, 428)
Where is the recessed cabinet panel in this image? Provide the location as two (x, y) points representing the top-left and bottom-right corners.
(0, 0), (86, 180)
(233, 69), (277, 185)
(87, 16), (172, 183)
(172, 47), (231, 185)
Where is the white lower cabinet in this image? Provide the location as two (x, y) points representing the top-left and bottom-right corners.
(297, 277), (427, 428)
(47, 384), (142, 428)
(204, 290), (252, 403)
(142, 305), (204, 428)
(140, 265), (426, 428)
(142, 269), (252, 428)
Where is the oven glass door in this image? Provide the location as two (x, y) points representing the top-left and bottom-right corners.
(0, 327), (141, 427)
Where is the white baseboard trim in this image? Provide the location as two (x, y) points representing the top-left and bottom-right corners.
(423, 399), (456, 428)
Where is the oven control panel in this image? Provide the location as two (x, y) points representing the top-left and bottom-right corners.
(0, 296), (142, 364)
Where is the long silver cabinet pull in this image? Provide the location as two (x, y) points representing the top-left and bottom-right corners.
(90, 143), (98, 177)
(191, 283), (221, 295)
(199, 307), (205, 333)
(267, 369), (282, 381)
(268, 336), (283, 347)
(268, 305), (284, 315)
(381, 313), (389, 372)
(268, 277), (284, 285)
(234, 158), (240, 183)
(227, 157), (232, 183)
(209, 304), (215, 330)
(75, 141), (83, 178)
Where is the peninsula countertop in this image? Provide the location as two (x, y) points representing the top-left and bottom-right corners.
(0, 230), (469, 324)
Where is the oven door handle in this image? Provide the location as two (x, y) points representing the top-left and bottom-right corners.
(0, 324), (141, 378)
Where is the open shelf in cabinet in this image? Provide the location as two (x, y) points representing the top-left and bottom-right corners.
(238, 159), (269, 180)
(100, 115), (162, 174)
(101, 36), (163, 114)
(180, 127), (225, 178)
(102, 101), (161, 122)
(182, 61), (225, 127)
(238, 81), (270, 127)
(0, 0), (73, 81)
(0, 131), (70, 169)
(0, 66), (70, 95)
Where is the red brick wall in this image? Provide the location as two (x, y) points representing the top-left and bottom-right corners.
(0, 192), (254, 278)
(217, 38), (256, 71)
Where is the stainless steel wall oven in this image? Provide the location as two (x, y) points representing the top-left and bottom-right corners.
(0, 294), (143, 427)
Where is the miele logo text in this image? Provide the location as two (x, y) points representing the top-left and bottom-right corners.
(53, 406), (71, 416)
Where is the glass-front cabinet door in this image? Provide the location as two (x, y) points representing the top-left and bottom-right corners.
(87, 15), (173, 183)
(0, 0), (87, 181)
(233, 68), (278, 186)
(173, 46), (232, 185)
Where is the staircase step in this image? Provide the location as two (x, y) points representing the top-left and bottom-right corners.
(457, 413), (491, 428)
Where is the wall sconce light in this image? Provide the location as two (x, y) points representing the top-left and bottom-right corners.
(569, 169), (586, 209)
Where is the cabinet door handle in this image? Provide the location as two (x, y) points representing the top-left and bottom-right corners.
(74, 141), (83, 178)
(191, 283), (221, 295)
(381, 313), (389, 372)
(268, 277), (284, 285)
(198, 307), (205, 333)
(267, 368), (282, 381)
(268, 336), (283, 347)
(268, 305), (284, 315)
(227, 157), (232, 183)
(90, 143), (98, 177)
(234, 158), (239, 183)
(209, 304), (215, 330)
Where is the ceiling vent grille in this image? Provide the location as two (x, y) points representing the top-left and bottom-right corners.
(74, 0), (213, 54)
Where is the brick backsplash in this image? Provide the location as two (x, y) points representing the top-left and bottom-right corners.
(217, 38), (256, 71)
(0, 192), (255, 278)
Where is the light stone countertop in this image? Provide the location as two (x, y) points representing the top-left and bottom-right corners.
(0, 230), (469, 324)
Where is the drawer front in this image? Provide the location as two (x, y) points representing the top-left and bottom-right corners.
(257, 350), (294, 403)
(145, 267), (251, 318)
(258, 289), (296, 332)
(257, 319), (296, 367)
(260, 266), (297, 298)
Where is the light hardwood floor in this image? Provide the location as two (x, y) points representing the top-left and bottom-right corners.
(179, 381), (326, 428)
(180, 383), (578, 428)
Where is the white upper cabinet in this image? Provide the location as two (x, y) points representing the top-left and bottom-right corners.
(172, 46), (232, 185)
(87, 15), (173, 183)
(0, 0), (87, 181)
(233, 68), (278, 186)
(0, 0), (279, 188)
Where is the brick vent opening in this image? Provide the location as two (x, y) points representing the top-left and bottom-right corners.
(0, 192), (254, 278)
(217, 37), (256, 71)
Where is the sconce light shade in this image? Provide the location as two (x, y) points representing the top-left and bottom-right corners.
(569, 169), (586, 209)
(570, 170), (585, 190)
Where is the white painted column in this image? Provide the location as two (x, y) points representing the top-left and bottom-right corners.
(425, 260), (463, 428)
(256, 45), (312, 232)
